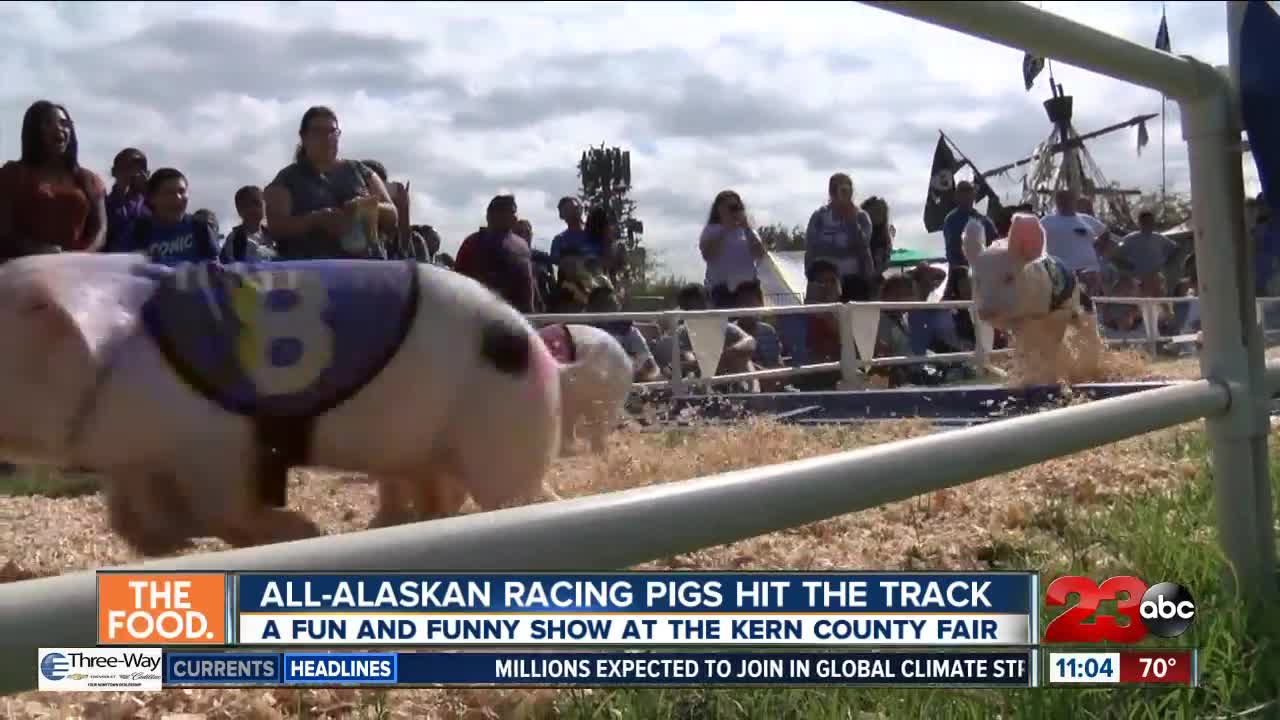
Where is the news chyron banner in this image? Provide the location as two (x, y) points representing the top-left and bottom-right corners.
(94, 571), (1038, 689)
(230, 572), (1035, 647)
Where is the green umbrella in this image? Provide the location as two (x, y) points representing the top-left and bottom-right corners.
(887, 247), (946, 268)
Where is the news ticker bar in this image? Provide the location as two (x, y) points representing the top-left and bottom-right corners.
(39, 648), (1198, 691)
(1046, 649), (1197, 687)
(162, 650), (1038, 688)
(156, 649), (1199, 687)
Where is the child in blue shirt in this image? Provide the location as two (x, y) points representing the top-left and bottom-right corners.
(126, 168), (219, 265)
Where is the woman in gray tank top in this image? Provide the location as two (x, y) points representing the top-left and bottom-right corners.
(264, 106), (398, 260)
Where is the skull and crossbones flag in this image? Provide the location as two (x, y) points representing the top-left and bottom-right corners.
(924, 134), (963, 233)
(1022, 53), (1045, 92)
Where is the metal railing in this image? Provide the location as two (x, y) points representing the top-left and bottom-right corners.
(0, 0), (1272, 696)
(527, 295), (1280, 394)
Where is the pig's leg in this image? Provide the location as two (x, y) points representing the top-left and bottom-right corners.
(1070, 313), (1106, 381)
(583, 399), (617, 455)
(410, 460), (470, 519)
(370, 463), (468, 529)
(217, 508), (322, 549)
(1010, 324), (1042, 386)
(1043, 314), (1072, 385)
(105, 473), (195, 556)
(176, 448), (321, 549)
(371, 475), (417, 528)
(1016, 322), (1061, 387)
(559, 412), (579, 457)
(558, 368), (583, 457)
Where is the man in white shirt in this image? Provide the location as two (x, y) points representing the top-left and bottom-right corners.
(1040, 189), (1104, 296)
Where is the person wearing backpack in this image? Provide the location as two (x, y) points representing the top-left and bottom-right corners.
(220, 185), (277, 263)
(123, 168), (219, 264)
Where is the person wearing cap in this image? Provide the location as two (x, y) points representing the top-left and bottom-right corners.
(941, 180), (997, 302)
(455, 194), (536, 313)
(103, 147), (150, 253)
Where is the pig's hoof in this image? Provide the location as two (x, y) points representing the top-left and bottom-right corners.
(369, 509), (415, 529)
(132, 534), (195, 558)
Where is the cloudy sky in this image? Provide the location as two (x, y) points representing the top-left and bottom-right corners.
(0, 1), (1261, 280)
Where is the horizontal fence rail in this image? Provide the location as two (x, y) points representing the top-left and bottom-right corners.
(533, 296), (1280, 393)
(0, 371), (1238, 694)
(862, 1), (1204, 100)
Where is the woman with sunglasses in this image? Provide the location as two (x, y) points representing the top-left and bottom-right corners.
(805, 172), (876, 302)
(699, 190), (765, 309)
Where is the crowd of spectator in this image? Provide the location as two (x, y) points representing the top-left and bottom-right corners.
(0, 99), (1265, 397)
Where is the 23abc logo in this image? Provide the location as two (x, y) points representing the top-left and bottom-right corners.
(1043, 576), (1196, 643)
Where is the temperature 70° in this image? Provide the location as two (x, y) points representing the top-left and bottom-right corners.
(1139, 657), (1176, 678)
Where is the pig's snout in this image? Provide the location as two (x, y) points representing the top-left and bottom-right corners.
(528, 329), (563, 398)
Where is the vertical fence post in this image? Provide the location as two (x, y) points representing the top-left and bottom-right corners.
(837, 303), (864, 390)
(664, 312), (686, 398)
(1140, 300), (1160, 355)
(1181, 35), (1276, 600)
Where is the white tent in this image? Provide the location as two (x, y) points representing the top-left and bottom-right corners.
(758, 251), (807, 305)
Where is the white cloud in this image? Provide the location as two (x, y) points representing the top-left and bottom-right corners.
(0, 0), (1262, 280)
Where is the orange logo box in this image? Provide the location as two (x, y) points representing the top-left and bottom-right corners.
(97, 573), (228, 645)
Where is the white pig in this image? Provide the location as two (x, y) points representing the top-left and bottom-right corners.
(964, 213), (1105, 385)
(538, 323), (635, 455)
(0, 254), (562, 554)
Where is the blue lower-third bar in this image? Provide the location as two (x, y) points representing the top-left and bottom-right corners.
(163, 651), (1032, 688)
(394, 651), (1032, 687)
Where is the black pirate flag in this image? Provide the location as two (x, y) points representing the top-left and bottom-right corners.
(924, 134), (963, 233)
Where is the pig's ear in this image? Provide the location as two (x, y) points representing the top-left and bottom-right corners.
(1007, 213), (1045, 264)
(961, 219), (987, 265)
(22, 270), (155, 375)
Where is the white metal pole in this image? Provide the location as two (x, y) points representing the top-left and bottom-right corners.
(837, 304), (864, 389)
(1181, 9), (1276, 598)
(665, 313), (686, 397)
(863, 1), (1202, 100)
(969, 305), (988, 371)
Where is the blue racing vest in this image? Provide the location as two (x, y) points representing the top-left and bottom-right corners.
(140, 259), (421, 505)
(1040, 256), (1080, 312)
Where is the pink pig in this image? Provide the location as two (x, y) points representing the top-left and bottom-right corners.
(964, 213), (1105, 385)
(550, 324), (635, 455)
(0, 253), (562, 554)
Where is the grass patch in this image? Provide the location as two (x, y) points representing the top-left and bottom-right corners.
(555, 430), (1280, 720)
(0, 465), (100, 498)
